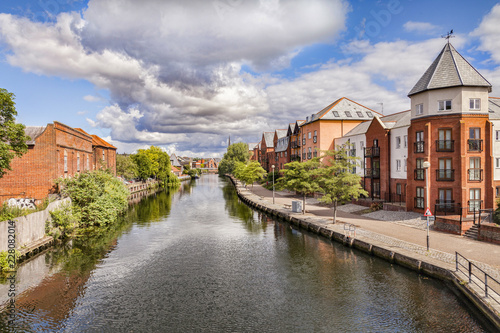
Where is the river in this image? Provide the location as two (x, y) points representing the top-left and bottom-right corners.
(0, 175), (491, 332)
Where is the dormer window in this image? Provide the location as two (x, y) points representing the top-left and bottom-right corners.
(333, 111), (339, 117)
(356, 111), (363, 117)
(366, 111), (373, 117)
(438, 100), (452, 111)
(345, 111), (352, 117)
(416, 104), (423, 115)
(470, 98), (481, 110)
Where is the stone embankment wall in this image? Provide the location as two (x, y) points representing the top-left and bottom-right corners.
(479, 223), (500, 244)
(0, 198), (70, 252)
(227, 176), (500, 330)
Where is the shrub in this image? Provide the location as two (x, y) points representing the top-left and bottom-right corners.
(0, 250), (21, 273)
(47, 203), (81, 239)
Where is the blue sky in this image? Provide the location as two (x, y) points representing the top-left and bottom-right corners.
(0, 0), (499, 156)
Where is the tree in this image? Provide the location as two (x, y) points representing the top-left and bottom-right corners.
(277, 158), (322, 214)
(218, 142), (250, 175)
(0, 88), (29, 178)
(234, 161), (267, 190)
(131, 151), (152, 180)
(316, 144), (368, 223)
(116, 154), (137, 180)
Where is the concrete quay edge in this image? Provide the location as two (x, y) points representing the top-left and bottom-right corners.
(227, 175), (500, 330)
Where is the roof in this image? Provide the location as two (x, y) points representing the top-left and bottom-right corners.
(262, 132), (274, 148)
(75, 128), (117, 149)
(342, 121), (371, 137)
(275, 129), (287, 140)
(408, 43), (492, 97)
(275, 136), (289, 153)
(24, 126), (46, 145)
(300, 97), (380, 125)
(489, 97), (500, 120)
(170, 153), (182, 167)
(381, 110), (411, 129)
(247, 142), (259, 150)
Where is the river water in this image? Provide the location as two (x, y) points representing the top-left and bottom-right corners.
(0, 175), (491, 332)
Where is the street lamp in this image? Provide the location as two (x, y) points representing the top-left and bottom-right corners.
(423, 160), (431, 251)
(272, 165), (276, 204)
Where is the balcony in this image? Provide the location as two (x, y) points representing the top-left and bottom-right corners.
(435, 200), (456, 213)
(364, 168), (380, 178)
(468, 168), (483, 181)
(313, 136), (317, 143)
(436, 140), (454, 152)
(436, 169), (454, 181)
(468, 139), (483, 152)
(364, 147), (380, 157)
(468, 200), (483, 213)
(414, 141), (424, 153)
(414, 197), (424, 209)
(414, 168), (425, 180)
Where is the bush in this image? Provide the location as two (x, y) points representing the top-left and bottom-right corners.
(0, 250), (21, 273)
(47, 203), (81, 239)
(59, 170), (129, 228)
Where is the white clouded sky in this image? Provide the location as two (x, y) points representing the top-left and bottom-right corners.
(0, 0), (499, 156)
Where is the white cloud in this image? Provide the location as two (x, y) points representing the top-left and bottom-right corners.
(403, 21), (440, 34)
(472, 3), (500, 64)
(83, 95), (102, 102)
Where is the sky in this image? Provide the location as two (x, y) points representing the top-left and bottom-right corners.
(0, 0), (499, 157)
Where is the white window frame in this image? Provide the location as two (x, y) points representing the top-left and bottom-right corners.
(470, 98), (481, 110)
(396, 159), (401, 171)
(496, 130), (500, 141)
(396, 136), (401, 149)
(416, 104), (423, 115)
(308, 132), (311, 139)
(496, 158), (500, 168)
(438, 100), (452, 111)
(404, 135), (408, 148)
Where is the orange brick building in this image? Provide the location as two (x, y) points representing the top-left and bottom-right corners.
(0, 122), (117, 204)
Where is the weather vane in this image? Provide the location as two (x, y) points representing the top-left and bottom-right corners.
(441, 29), (455, 42)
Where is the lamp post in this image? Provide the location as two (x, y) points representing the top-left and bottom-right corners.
(272, 165), (275, 204)
(423, 160), (431, 251)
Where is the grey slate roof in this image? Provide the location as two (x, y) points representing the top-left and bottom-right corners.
(247, 142), (259, 150)
(408, 43), (492, 96)
(489, 98), (500, 120)
(170, 153), (182, 167)
(381, 110), (411, 129)
(342, 121), (371, 137)
(275, 129), (287, 139)
(263, 132), (274, 148)
(300, 97), (379, 125)
(24, 126), (46, 145)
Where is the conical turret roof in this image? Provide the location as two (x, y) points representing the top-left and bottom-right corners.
(408, 43), (491, 97)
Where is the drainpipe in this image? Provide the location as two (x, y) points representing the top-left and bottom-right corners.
(387, 130), (391, 203)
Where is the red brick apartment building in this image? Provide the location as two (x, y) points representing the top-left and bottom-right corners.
(0, 122), (117, 204)
(336, 42), (497, 218)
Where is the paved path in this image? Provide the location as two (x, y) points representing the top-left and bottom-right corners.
(245, 183), (500, 278)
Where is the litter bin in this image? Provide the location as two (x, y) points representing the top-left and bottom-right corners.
(292, 200), (302, 213)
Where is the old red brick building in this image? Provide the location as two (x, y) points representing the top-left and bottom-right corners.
(0, 122), (117, 204)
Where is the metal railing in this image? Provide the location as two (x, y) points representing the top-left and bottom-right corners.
(364, 147), (380, 157)
(468, 200), (483, 213)
(436, 140), (454, 152)
(364, 168), (380, 178)
(435, 200), (456, 214)
(384, 192), (406, 205)
(414, 141), (425, 153)
(468, 139), (483, 152)
(436, 169), (454, 181)
(456, 252), (500, 306)
(468, 168), (483, 181)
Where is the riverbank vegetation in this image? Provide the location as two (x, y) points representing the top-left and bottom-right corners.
(218, 143), (250, 176)
(233, 161), (267, 190)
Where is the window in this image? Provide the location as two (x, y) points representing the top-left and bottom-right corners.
(416, 104), (423, 115)
(396, 183), (402, 195)
(396, 136), (401, 149)
(77, 153), (80, 172)
(469, 157), (482, 181)
(333, 111), (339, 117)
(438, 100), (452, 111)
(437, 158), (453, 181)
(86, 155), (89, 170)
(313, 130), (317, 143)
(396, 159), (401, 171)
(496, 158), (500, 168)
(469, 188), (481, 212)
(366, 111), (373, 117)
(496, 187), (500, 198)
(470, 98), (481, 110)
(307, 147), (312, 159)
(437, 128), (453, 152)
(285, 151), (287, 157)
(404, 159), (407, 172)
(437, 189), (453, 212)
(404, 135), (408, 148)
(356, 111), (363, 117)
(308, 132), (311, 139)
(64, 150), (68, 173)
(496, 130), (500, 141)
(102, 151), (105, 160)
(345, 111), (352, 117)
(415, 158), (424, 180)
(415, 187), (424, 209)
(468, 128), (482, 151)
(415, 131), (424, 153)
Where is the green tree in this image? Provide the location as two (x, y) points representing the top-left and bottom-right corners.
(131, 151), (152, 180)
(316, 144), (368, 223)
(277, 158), (321, 214)
(218, 142), (250, 176)
(116, 154), (138, 180)
(234, 161), (267, 190)
(0, 88), (29, 178)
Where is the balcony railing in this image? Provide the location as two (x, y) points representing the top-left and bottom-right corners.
(435, 200), (455, 213)
(468, 139), (483, 152)
(414, 141), (424, 153)
(313, 136), (317, 143)
(468, 168), (483, 181)
(436, 140), (454, 152)
(436, 169), (454, 181)
(364, 168), (380, 178)
(414, 168), (425, 180)
(468, 200), (483, 213)
(415, 197), (424, 209)
(364, 147), (380, 157)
